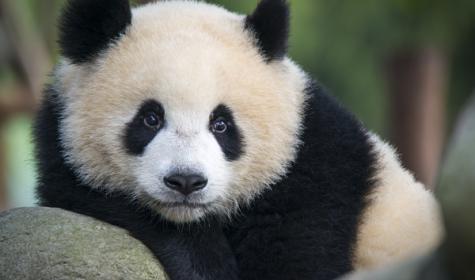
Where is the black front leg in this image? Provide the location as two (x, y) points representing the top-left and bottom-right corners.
(131, 219), (239, 280)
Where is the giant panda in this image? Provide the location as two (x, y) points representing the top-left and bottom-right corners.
(34, 0), (443, 279)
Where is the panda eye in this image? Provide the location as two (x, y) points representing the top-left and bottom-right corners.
(210, 118), (228, 134)
(143, 112), (161, 129)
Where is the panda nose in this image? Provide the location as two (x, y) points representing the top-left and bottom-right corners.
(164, 174), (208, 196)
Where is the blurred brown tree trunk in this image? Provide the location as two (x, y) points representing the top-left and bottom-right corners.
(386, 48), (447, 189)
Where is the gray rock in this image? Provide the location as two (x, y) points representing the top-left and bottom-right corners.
(0, 207), (167, 280)
(438, 94), (475, 244)
(436, 94), (475, 280)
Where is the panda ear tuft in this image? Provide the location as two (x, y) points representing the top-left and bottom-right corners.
(59, 0), (132, 64)
(245, 0), (290, 62)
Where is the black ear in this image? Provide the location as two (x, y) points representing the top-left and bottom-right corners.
(245, 0), (290, 62)
(59, 0), (132, 64)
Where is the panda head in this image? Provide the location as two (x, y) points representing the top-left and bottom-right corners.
(57, 0), (307, 223)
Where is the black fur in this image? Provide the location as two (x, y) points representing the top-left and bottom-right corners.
(245, 0), (290, 62)
(59, 0), (132, 64)
(224, 81), (377, 280)
(210, 104), (245, 161)
(34, 87), (239, 280)
(123, 100), (164, 155)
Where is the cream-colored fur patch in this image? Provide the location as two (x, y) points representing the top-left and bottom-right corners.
(56, 1), (307, 219)
(353, 134), (444, 269)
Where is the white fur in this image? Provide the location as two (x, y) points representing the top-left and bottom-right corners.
(134, 108), (232, 222)
(353, 133), (444, 269)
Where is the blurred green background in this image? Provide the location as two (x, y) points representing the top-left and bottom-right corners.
(0, 0), (474, 210)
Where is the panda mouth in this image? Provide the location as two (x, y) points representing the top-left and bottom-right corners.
(161, 202), (209, 209)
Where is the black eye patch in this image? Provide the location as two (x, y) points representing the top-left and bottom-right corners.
(123, 100), (164, 156)
(210, 104), (245, 161)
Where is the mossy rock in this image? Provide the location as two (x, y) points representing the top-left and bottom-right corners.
(0, 207), (167, 280)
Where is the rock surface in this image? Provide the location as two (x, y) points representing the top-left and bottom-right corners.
(0, 207), (167, 280)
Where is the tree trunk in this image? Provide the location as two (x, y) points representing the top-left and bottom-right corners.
(385, 48), (447, 189)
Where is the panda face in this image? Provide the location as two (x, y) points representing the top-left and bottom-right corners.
(122, 98), (239, 222)
(57, 1), (306, 222)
